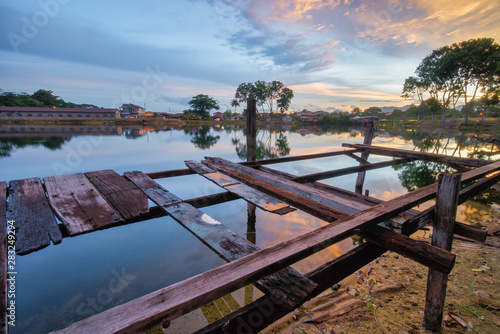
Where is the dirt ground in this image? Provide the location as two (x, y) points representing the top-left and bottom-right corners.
(263, 208), (500, 334)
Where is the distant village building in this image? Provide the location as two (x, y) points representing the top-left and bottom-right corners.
(0, 107), (121, 119)
(120, 104), (145, 117)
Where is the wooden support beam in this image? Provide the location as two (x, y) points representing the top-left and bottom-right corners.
(342, 144), (492, 168)
(246, 99), (257, 162)
(145, 149), (359, 181)
(0, 182), (7, 334)
(7, 178), (63, 254)
(241, 148), (359, 167)
(423, 173), (461, 333)
(290, 157), (415, 183)
(356, 225), (455, 273)
(54, 161), (500, 334)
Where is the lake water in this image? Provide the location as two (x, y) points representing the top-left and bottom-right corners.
(1, 123), (498, 333)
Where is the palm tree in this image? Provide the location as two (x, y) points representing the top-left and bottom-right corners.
(231, 99), (240, 113)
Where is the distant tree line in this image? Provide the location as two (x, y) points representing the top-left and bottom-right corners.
(0, 89), (100, 109)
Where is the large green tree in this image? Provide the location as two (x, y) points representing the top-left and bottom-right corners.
(235, 80), (294, 113)
(188, 94), (220, 119)
(402, 37), (500, 122)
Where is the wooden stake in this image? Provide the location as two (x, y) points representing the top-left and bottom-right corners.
(246, 99), (257, 162)
(423, 173), (461, 333)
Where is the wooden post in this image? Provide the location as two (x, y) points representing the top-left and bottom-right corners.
(355, 120), (374, 194)
(246, 99), (257, 162)
(423, 173), (461, 332)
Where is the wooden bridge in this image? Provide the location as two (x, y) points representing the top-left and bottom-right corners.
(1, 139), (500, 332)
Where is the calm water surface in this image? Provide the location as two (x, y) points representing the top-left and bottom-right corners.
(1, 124), (498, 333)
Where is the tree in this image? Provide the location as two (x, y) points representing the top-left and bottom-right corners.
(188, 94), (219, 119)
(31, 89), (66, 107)
(452, 38), (500, 121)
(223, 110), (232, 119)
(235, 80), (294, 113)
(402, 38), (500, 122)
(424, 97), (443, 122)
(230, 99), (240, 113)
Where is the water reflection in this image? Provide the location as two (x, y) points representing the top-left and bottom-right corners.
(184, 126), (220, 150)
(232, 131), (290, 160)
(0, 136), (71, 157)
(393, 161), (452, 192)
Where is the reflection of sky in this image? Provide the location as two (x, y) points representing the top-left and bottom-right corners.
(2, 126), (497, 333)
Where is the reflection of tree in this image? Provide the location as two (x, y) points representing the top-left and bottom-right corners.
(393, 161), (451, 192)
(232, 131), (290, 161)
(186, 126), (220, 150)
(0, 137), (71, 157)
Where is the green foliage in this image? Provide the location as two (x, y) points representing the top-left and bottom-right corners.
(317, 113), (350, 124)
(235, 80), (294, 113)
(188, 94), (219, 119)
(402, 37), (500, 122)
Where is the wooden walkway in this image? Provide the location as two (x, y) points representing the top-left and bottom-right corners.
(1, 144), (499, 333)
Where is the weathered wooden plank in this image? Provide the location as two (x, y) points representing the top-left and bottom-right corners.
(123, 171), (183, 208)
(7, 178), (63, 254)
(85, 170), (149, 220)
(423, 174), (461, 332)
(165, 202), (259, 261)
(185, 161), (294, 215)
(146, 168), (195, 179)
(204, 158), (369, 217)
(0, 182), (7, 334)
(343, 143), (492, 168)
(290, 157), (415, 183)
(44, 174), (122, 236)
(204, 160), (346, 221)
(127, 173), (316, 309)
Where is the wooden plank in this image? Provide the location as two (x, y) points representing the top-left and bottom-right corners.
(0, 182), (7, 334)
(423, 174), (461, 332)
(205, 158), (369, 217)
(85, 170), (149, 220)
(343, 143), (492, 168)
(44, 174), (122, 236)
(290, 157), (415, 183)
(123, 171), (183, 208)
(146, 168), (195, 179)
(7, 178), (63, 254)
(185, 161), (294, 215)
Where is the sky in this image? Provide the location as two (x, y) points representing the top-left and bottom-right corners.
(1, 0), (499, 113)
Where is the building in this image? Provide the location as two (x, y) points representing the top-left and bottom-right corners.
(0, 107), (121, 119)
(120, 104), (145, 117)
